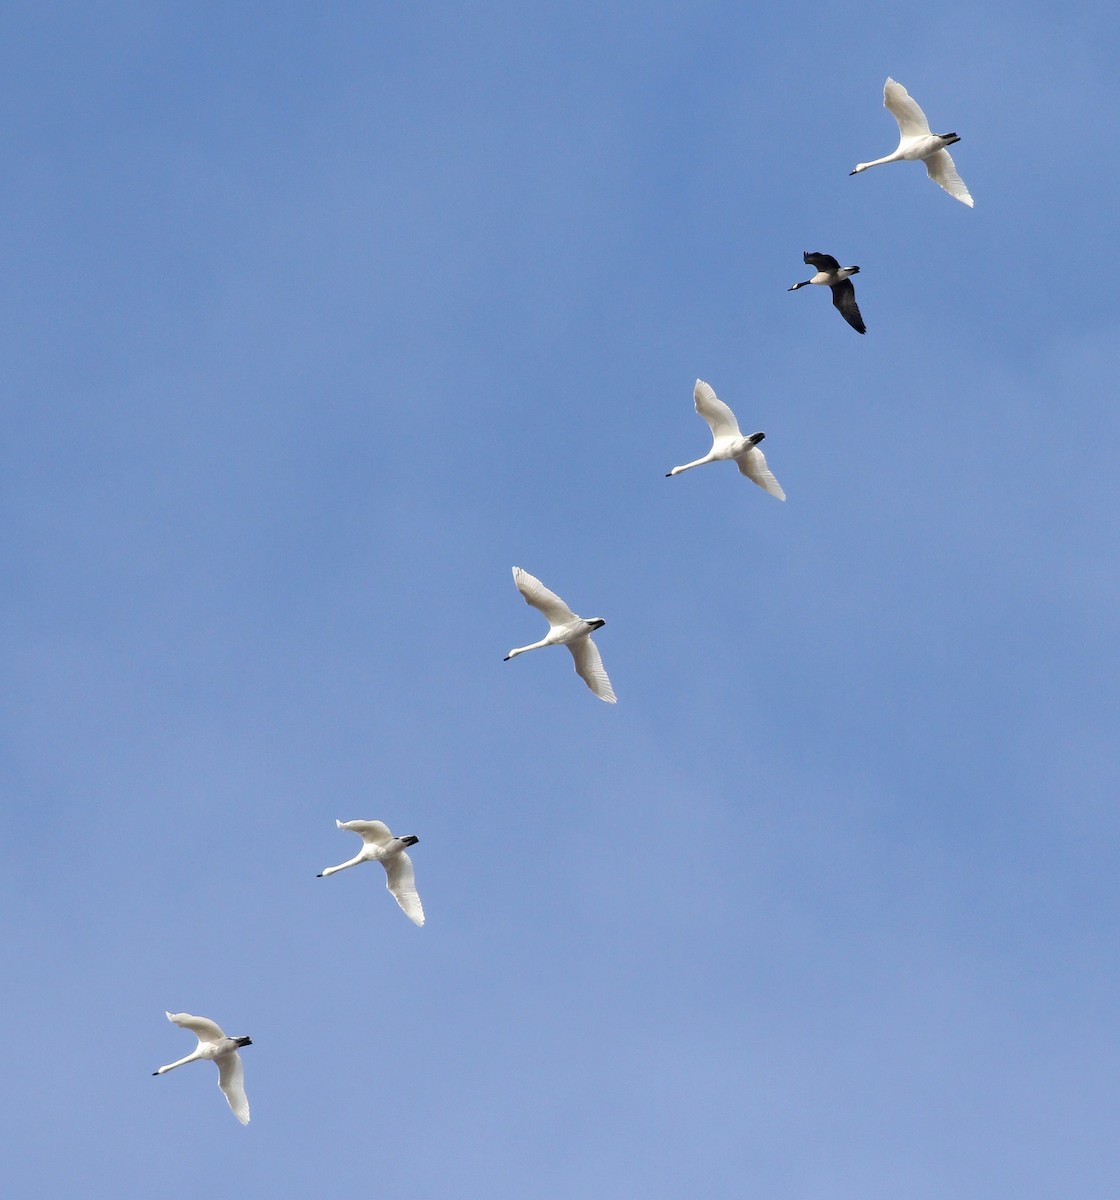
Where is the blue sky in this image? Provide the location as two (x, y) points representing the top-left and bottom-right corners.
(4, 3), (1120, 1196)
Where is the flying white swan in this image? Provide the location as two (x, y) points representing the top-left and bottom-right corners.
(153, 1011), (252, 1125)
(666, 379), (786, 499)
(505, 567), (617, 703)
(317, 819), (425, 926)
(788, 252), (866, 334)
(850, 77), (973, 207)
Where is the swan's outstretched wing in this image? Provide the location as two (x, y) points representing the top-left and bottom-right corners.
(166, 1012), (226, 1043)
(512, 567), (578, 627)
(337, 818), (394, 846)
(924, 148), (973, 206)
(830, 279), (866, 334)
(736, 446), (786, 500)
(383, 852), (425, 925)
(217, 1051), (250, 1125)
(803, 251), (840, 272)
(884, 77), (930, 138)
(568, 637), (617, 703)
(693, 379), (742, 441)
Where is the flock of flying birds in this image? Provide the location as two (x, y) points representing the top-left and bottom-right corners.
(790, 76), (973, 335)
(152, 74), (972, 1126)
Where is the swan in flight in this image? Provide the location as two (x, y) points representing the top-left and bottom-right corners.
(850, 77), (973, 207)
(153, 1011), (252, 1125)
(666, 379), (786, 499)
(505, 567), (617, 703)
(317, 819), (425, 926)
(788, 252), (866, 334)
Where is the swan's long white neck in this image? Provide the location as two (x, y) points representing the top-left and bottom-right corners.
(852, 149), (904, 172)
(155, 1048), (205, 1074)
(667, 452), (716, 475)
(505, 636), (552, 659)
(318, 852), (366, 877)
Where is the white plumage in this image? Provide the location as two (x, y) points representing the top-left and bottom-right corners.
(505, 567), (617, 703)
(318, 819), (425, 926)
(667, 379), (786, 498)
(850, 77), (973, 207)
(153, 1011), (252, 1125)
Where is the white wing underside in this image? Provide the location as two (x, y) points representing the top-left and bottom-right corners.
(884, 77), (931, 137)
(694, 379), (742, 441)
(217, 1051), (250, 1125)
(568, 637), (617, 703)
(166, 1012), (226, 1042)
(512, 567), (577, 628)
(736, 447), (786, 500)
(338, 818), (394, 847)
(383, 852), (425, 925)
(925, 148), (973, 206)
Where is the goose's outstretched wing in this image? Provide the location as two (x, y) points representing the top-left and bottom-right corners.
(925, 148), (973, 207)
(383, 852), (425, 925)
(830, 279), (866, 334)
(568, 637), (617, 703)
(884, 77), (930, 138)
(803, 251), (840, 272)
(512, 567), (577, 627)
